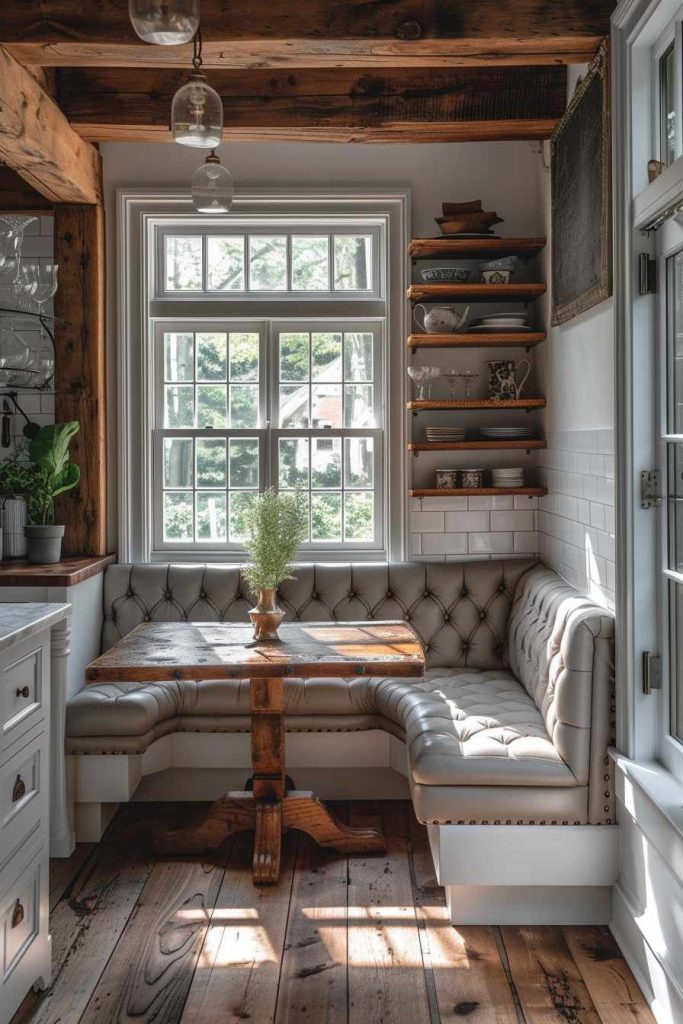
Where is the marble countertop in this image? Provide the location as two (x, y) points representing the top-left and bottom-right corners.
(0, 602), (70, 652)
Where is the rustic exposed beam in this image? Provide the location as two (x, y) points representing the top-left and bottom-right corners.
(0, 166), (53, 213)
(53, 205), (107, 556)
(1, 0), (614, 68)
(58, 65), (566, 144)
(0, 45), (102, 204)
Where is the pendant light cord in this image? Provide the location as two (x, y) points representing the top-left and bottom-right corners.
(192, 27), (203, 71)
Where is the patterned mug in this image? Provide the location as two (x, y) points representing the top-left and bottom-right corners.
(487, 359), (531, 400)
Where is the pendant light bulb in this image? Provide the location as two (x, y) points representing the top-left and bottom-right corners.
(191, 151), (234, 213)
(129, 0), (199, 44)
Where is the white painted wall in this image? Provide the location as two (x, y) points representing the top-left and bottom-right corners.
(101, 140), (542, 556)
(534, 72), (616, 609)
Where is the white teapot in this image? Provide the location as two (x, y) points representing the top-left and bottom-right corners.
(414, 304), (470, 334)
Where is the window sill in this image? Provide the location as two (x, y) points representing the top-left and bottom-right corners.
(611, 749), (683, 885)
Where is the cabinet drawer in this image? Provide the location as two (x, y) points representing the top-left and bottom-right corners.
(0, 635), (49, 755)
(0, 731), (47, 873)
(0, 845), (46, 986)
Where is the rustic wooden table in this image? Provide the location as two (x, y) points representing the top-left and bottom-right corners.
(86, 620), (424, 883)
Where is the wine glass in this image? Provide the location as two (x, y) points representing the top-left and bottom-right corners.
(32, 264), (59, 309)
(460, 371), (479, 398)
(26, 345), (55, 389)
(407, 366), (441, 400)
(0, 216), (36, 284)
(0, 227), (22, 283)
(0, 325), (30, 386)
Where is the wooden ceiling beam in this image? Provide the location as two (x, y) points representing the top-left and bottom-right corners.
(57, 65), (566, 144)
(0, 1), (614, 69)
(0, 45), (102, 204)
(0, 165), (54, 213)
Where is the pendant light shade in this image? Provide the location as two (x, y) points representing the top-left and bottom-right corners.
(171, 30), (223, 148)
(129, 0), (199, 44)
(192, 152), (234, 212)
(172, 72), (223, 147)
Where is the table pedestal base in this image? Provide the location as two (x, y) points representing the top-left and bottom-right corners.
(154, 790), (385, 883)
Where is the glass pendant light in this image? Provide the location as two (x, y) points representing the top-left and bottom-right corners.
(171, 29), (223, 148)
(191, 151), (234, 212)
(129, 0), (199, 45)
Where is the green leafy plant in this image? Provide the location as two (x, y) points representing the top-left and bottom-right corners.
(0, 422), (81, 525)
(242, 488), (309, 593)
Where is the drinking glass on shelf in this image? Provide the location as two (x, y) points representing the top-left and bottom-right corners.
(407, 366), (440, 400)
(443, 370), (479, 399)
(461, 371), (479, 398)
(443, 371), (459, 400)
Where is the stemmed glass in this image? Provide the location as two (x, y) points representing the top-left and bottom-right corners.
(407, 366), (441, 400)
(0, 215), (37, 285)
(443, 370), (479, 399)
(14, 263), (59, 311)
(0, 325), (30, 387)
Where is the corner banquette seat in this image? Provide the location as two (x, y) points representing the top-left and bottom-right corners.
(66, 558), (615, 828)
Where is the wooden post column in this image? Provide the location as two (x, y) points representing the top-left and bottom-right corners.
(53, 203), (107, 556)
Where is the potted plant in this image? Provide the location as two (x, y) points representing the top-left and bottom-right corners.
(242, 488), (308, 641)
(0, 422), (80, 564)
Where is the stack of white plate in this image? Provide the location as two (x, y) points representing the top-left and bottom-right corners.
(470, 312), (530, 333)
(425, 427), (466, 442)
(492, 467), (525, 488)
(480, 426), (534, 440)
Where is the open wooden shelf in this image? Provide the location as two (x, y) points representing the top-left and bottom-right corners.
(407, 283), (546, 302)
(410, 487), (547, 497)
(408, 440), (547, 453)
(409, 237), (546, 261)
(407, 398), (546, 411)
(408, 332), (545, 349)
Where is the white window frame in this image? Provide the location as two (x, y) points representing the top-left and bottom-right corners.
(156, 222), (383, 300)
(117, 189), (410, 564)
(614, 0), (683, 784)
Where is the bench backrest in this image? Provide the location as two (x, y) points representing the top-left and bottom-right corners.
(101, 559), (536, 670)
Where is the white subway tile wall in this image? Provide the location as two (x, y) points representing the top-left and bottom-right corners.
(537, 428), (615, 609)
(409, 495), (539, 563)
(1, 216), (55, 457)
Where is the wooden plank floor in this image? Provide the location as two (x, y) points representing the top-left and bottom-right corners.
(13, 801), (655, 1024)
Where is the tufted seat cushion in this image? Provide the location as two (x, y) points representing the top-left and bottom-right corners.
(66, 675), (378, 751)
(373, 669), (573, 787)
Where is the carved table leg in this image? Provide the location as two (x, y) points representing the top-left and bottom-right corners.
(253, 802), (282, 883)
(154, 795), (256, 855)
(283, 791), (385, 852)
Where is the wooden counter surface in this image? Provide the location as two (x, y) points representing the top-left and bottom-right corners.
(0, 554), (116, 587)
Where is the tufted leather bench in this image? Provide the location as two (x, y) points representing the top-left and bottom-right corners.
(66, 559), (615, 826)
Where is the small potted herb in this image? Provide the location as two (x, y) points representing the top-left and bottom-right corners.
(0, 422), (80, 564)
(242, 488), (308, 641)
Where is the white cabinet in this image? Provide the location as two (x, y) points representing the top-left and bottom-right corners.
(0, 604), (69, 1024)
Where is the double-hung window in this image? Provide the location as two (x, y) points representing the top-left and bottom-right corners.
(119, 197), (406, 563)
(155, 317), (383, 551)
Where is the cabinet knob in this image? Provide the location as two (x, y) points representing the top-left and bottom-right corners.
(12, 775), (26, 803)
(16, 686), (30, 699)
(11, 900), (24, 929)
